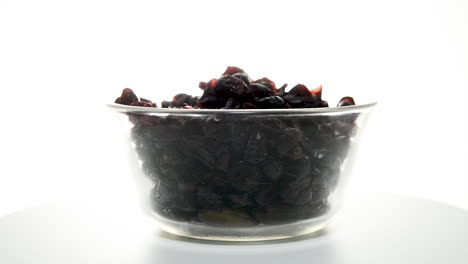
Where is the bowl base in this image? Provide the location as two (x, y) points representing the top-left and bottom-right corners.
(151, 212), (332, 242)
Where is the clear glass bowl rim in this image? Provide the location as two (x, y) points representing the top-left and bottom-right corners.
(107, 101), (377, 115)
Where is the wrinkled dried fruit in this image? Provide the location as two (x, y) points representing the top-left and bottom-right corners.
(338, 96), (356, 107)
(130, 101), (154, 107)
(283, 84), (322, 108)
(115, 88), (156, 107)
(161, 93), (199, 108)
(120, 88), (139, 105)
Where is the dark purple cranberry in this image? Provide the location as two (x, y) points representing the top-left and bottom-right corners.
(283, 84), (319, 108)
(276, 83), (288, 97)
(214, 75), (249, 99)
(139, 97), (157, 107)
(243, 133), (268, 164)
(221, 66), (252, 87)
(196, 186), (223, 210)
(254, 186), (277, 207)
(254, 96), (286, 109)
(223, 98), (241, 109)
(199, 79), (217, 90)
(288, 84), (310, 96)
(253, 77), (276, 91)
(281, 185), (313, 205)
(198, 92), (225, 109)
(310, 85), (323, 99)
(309, 85), (329, 108)
(222, 66), (245, 76)
(161, 93), (199, 108)
(242, 102), (258, 109)
(117, 88), (139, 105)
(250, 77), (277, 98)
(152, 180), (175, 206)
(261, 160), (283, 182)
(198, 76), (249, 109)
(226, 193), (253, 208)
(338, 96), (356, 107)
(130, 101), (154, 107)
(318, 100), (329, 107)
(231, 72), (252, 87)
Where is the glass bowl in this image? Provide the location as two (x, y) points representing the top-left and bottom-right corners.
(108, 103), (376, 241)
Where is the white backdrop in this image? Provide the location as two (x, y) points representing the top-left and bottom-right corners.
(0, 0), (467, 217)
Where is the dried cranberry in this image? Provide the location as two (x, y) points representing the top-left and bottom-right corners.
(254, 96), (286, 109)
(221, 66), (252, 87)
(119, 88), (139, 105)
(310, 84), (322, 97)
(276, 83), (288, 97)
(283, 84), (320, 108)
(250, 78), (277, 98)
(338, 96), (355, 107)
(130, 101), (154, 107)
(139, 97), (157, 107)
(197, 77), (236, 108)
(197, 91), (225, 109)
(196, 185), (223, 210)
(199, 79), (217, 90)
(242, 102), (258, 109)
(253, 77), (276, 91)
(222, 66), (245, 76)
(226, 193), (253, 208)
(231, 72), (252, 87)
(216, 76), (249, 99)
(318, 100), (329, 107)
(223, 98), (241, 109)
(161, 93), (199, 108)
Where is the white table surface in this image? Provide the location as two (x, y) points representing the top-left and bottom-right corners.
(1, 192), (468, 264)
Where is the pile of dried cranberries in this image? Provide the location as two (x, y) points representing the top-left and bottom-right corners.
(113, 67), (358, 226)
(114, 66), (355, 109)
